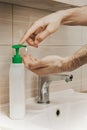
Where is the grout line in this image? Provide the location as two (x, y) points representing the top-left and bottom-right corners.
(0, 44), (82, 47)
(13, 44), (82, 47)
(39, 45), (82, 46)
(0, 45), (11, 46)
(80, 67), (83, 92)
(12, 4), (13, 45)
(80, 27), (83, 92)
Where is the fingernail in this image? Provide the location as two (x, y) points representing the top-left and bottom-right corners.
(34, 45), (38, 48)
(33, 44), (38, 48)
(35, 40), (39, 44)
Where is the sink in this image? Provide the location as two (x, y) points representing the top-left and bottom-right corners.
(0, 89), (87, 130)
(29, 89), (87, 130)
(0, 127), (13, 130)
(30, 100), (87, 130)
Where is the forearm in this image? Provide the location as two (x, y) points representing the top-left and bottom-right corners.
(64, 44), (87, 72)
(58, 6), (87, 26)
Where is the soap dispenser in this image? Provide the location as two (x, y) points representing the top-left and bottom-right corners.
(9, 44), (27, 119)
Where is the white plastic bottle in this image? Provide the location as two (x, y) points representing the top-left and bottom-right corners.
(9, 44), (26, 119)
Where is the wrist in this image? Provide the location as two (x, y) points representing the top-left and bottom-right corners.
(62, 56), (75, 72)
(55, 7), (80, 25)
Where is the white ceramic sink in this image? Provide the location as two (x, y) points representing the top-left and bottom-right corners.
(0, 89), (87, 130)
(29, 89), (87, 130)
(30, 100), (87, 130)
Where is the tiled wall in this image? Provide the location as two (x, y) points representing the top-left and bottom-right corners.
(0, 2), (87, 106)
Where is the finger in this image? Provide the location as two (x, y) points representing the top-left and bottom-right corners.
(23, 55), (36, 63)
(23, 55), (51, 76)
(26, 26), (46, 47)
(30, 67), (50, 76)
(34, 26), (45, 35)
(23, 55), (32, 67)
(20, 21), (46, 44)
(29, 60), (48, 70)
(26, 38), (38, 48)
(23, 55), (42, 69)
(30, 56), (39, 62)
(35, 24), (53, 44)
(23, 55), (47, 69)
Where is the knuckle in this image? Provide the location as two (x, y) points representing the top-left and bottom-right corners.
(37, 36), (43, 42)
(25, 63), (28, 68)
(46, 28), (54, 34)
(34, 20), (40, 26)
(26, 40), (31, 45)
(34, 20), (43, 27)
(28, 64), (32, 69)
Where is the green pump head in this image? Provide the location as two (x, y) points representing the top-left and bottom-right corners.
(12, 44), (27, 63)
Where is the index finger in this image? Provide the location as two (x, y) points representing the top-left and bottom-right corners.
(20, 21), (44, 44)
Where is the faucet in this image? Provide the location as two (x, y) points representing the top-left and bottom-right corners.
(37, 74), (73, 104)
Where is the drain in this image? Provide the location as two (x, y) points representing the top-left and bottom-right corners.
(56, 109), (60, 116)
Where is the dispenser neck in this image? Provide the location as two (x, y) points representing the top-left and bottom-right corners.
(12, 44), (27, 64)
(16, 48), (19, 56)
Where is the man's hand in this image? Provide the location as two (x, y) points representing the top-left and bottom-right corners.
(23, 55), (70, 76)
(20, 12), (64, 47)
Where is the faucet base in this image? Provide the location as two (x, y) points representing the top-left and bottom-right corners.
(37, 100), (50, 104)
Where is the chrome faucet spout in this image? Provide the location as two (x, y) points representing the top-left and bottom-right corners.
(37, 74), (73, 104)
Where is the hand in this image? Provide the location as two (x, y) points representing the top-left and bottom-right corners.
(20, 11), (64, 47)
(23, 55), (69, 76)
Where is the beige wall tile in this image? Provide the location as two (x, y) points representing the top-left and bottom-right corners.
(0, 65), (11, 106)
(74, 0), (87, 6)
(0, 3), (12, 45)
(44, 26), (82, 46)
(0, 3), (12, 19)
(0, 46), (12, 63)
(0, 46), (11, 105)
(0, 95), (9, 105)
(0, 87), (9, 97)
(25, 70), (38, 98)
(81, 26), (87, 91)
(53, 0), (76, 6)
(56, 0), (87, 6)
(81, 65), (87, 91)
(0, 63), (10, 83)
(27, 45), (81, 57)
(13, 22), (29, 43)
(13, 5), (49, 20)
(82, 26), (87, 44)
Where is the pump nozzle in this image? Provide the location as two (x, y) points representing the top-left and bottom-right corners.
(12, 44), (27, 63)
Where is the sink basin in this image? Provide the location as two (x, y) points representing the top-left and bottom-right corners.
(0, 127), (13, 130)
(30, 100), (87, 130)
(29, 89), (87, 130)
(0, 89), (87, 130)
